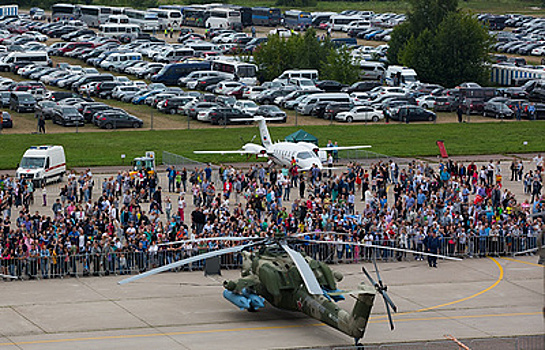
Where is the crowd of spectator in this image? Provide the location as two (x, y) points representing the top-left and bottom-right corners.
(0, 155), (543, 280)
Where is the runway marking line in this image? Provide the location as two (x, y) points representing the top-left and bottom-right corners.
(500, 257), (544, 268)
(0, 312), (540, 347)
(375, 257), (504, 318)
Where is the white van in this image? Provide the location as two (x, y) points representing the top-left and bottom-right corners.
(154, 48), (195, 63)
(343, 20), (370, 32)
(16, 145), (66, 186)
(100, 52), (142, 70)
(359, 61), (385, 81)
(5, 51), (51, 67)
(296, 93), (351, 115)
(275, 69), (319, 85)
(289, 78), (317, 90)
(385, 65), (419, 87)
(106, 15), (130, 25)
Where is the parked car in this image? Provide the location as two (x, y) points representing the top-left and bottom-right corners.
(34, 100), (58, 119)
(209, 107), (252, 125)
(335, 106), (383, 122)
(434, 96), (459, 112)
(52, 106), (85, 126)
(482, 102), (514, 119)
(95, 111), (143, 129)
(392, 105), (437, 122)
(322, 102), (355, 120)
(315, 80), (348, 92)
(460, 98), (485, 115)
(1, 111), (12, 128)
(10, 92), (36, 113)
(253, 105), (287, 122)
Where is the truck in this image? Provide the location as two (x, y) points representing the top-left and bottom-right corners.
(16, 145), (66, 186)
(130, 151), (156, 178)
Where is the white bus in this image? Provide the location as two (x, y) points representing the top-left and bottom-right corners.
(99, 24), (141, 39)
(205, 8), (241, 29)
(124, 9), (160, 32)
(76, 5), (112, 27)
(211, 59), (257, 85)
(51, 4), (77, 21)
(148, 8), (182, 30)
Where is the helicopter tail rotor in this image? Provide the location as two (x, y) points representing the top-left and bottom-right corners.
(362, 259), (397, 331)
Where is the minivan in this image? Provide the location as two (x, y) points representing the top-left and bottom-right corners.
(359, 62), (386, 81)
(100, 53), (143, 70)
(275, 69), (319, 84)
(154, 48), (195, 63)
(10, 92), (37, 113)
(296, 93), (351, 115)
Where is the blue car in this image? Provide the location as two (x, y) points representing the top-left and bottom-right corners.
(132, 90), (163, 105)
(364, 30), (384, 40)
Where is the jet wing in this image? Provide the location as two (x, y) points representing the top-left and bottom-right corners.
(193, 150), (256, 155)
(319, 145), (372, 151)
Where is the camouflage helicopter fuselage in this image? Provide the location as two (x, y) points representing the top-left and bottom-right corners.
(223, 246), (376, 342)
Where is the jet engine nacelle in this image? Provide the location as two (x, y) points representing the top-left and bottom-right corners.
(242, 143), (268, 156)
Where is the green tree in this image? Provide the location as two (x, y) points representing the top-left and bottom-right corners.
(388, 0), (490, 87)
(254, 28), (351, 82)
(321, 47), (360, 85)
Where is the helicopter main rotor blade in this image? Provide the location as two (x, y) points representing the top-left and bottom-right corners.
(302, 239), (462, 261)
(119, 241), (262, 285)
(0, 274), (17, 279)
(279, 241), (323, 295)
(158, 236), (261, 247)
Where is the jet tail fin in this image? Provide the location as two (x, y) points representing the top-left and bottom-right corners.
(254, 116), (272, 148)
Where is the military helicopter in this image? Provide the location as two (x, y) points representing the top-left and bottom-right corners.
(119, 235), (459, 345)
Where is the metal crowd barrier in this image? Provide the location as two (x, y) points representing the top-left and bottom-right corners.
(0, 236), (538, 281)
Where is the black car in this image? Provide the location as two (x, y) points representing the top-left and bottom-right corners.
(52, 106), (85, 126)
(96, 81), (122, 99)
(81, 103), (111, 123)
(322, 102), (355, 120)
(315, 80), (348, 92)
(310, 101), (331, 118)
(34, 100), (58, 120)
(209, 107), (252, 125)
(482, 102), (514, 119)
(0, 111), (12, 128)
(342, 81), (382, 93)
(392, 105), (436, 122)
(255, 87), (297, 105)
(10, 92), (36, 113)
(195, 76), (227, 91)
(254, 105), (287, 123)
(157, 97), (193, 114)
(95, 111), (143, 129)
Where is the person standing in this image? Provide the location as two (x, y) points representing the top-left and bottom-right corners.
(456, 105), (463, 123)
(38, 116), (46, 134)
(251, 26), (256, 38)
(423, 231), (439, 267)
(528, 102), (536, 120)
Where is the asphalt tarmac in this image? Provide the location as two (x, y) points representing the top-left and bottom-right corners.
(0, 255), (542, 349)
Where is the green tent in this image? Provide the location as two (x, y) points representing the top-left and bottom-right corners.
(284, 129), (318, 145)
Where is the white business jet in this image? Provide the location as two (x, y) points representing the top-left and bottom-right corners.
(194, 116), (371, 171)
